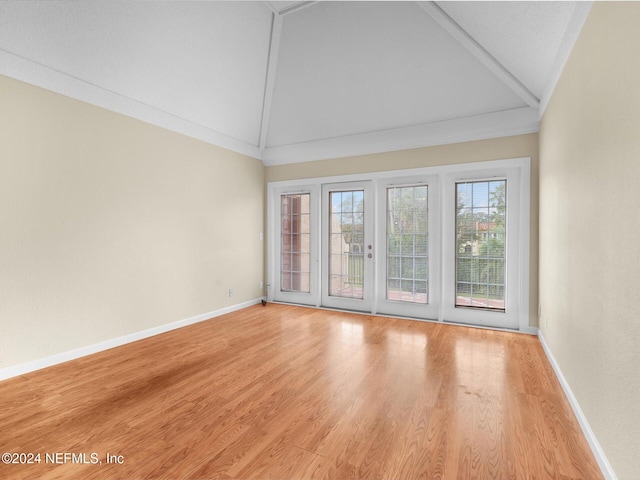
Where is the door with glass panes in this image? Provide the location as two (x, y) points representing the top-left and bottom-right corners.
(271, 161), (527, 330)
(273, 187), (319, 306)
(375, 176), (440, 319)
(441, 169), (522, 330)
(321, 182), (374, 312)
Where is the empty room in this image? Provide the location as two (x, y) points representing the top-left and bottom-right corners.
(0, 1), (638, 479)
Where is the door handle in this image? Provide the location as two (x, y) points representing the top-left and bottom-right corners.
(368, 253), (373, 259)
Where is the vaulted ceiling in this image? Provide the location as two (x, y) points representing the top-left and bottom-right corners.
(0, 1), (592, 165)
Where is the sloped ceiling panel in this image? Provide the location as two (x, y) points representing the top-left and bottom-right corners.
(0, 1), (273, 146)
(439, 1), (579, 99)
(267, 1), (527, 148)
(0, 1), (591, 164)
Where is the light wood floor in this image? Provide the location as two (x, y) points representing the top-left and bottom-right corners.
(0, 303), (602, 480)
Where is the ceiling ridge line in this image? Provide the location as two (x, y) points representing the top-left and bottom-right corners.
(263, 1), (317, 17)
(279, 2), (318, 17)
(416, 1), (540, 110)
(263, 2), (281, 16)
(258, 13), (283, 151)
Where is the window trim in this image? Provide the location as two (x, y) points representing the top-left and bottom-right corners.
(267, 157), (531, 333)
(321, 181), (374, 311)
(280, 192), (312, 294)
(441, 166), (527, 329)
(270, 184), (321, 307)
(454, 178), (508, 312)
(374, 174), (441, 320)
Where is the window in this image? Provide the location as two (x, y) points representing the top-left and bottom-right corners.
(455, 180), (506, 311)
(386, 185), (429, 304)
(281, 193), (311, 293)
(269, 157), (530, 331)
(329, 190), (365, 299)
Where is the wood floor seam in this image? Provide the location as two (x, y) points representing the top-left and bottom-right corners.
(0, 303), (603, 480)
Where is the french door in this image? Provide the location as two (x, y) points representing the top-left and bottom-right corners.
(269, 158), (530, 331)
(374, 175), (440, 320)
(321, 182), (374, 312)
(272, 185), (320, 306)
(274, 178), (439, 318)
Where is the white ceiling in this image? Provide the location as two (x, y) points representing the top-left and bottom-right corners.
(0, 1), (592, 165)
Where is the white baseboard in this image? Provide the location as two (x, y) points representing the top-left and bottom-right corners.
(0, 297), (264, 382)
(537, 330), (618, 480)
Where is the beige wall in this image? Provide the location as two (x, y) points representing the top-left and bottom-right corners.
(0, 75), (265, 369)
(267, 133), (539, 328)
(539, 3), (640, 478)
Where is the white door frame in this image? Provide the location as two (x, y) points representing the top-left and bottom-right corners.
(374, 174), (441, 320)
(321, 181), (374, 312)
(270, 184), (321, 307)
(266, 157), (531, 333)
(441, 167), (523, 330)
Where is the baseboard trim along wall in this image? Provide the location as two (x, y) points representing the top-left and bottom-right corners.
(538, 330), (618, 480)
(1, 304), (616, 480)
(0, 297), (265, 382)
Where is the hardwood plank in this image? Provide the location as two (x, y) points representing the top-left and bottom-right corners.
(0, 303), (603, 479)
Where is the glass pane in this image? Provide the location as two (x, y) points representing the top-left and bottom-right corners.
(386, 185), (428, 304)
(455, 180), (506, 310)
(297, 254), (311, 273)
(387, 256), (401, 279)
(473, 182), (490, 208)
(415, 234), (427, 255)
(329, 190), (364, 299)
(280, 194), (311, 293)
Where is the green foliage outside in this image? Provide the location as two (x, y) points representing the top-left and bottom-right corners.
(456, 181), (506, 300)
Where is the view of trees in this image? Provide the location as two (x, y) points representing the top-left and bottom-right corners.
(329, 181), (507, 308)
(456, 180), (506, 307)
(334, 191), (364, 249)
(386, 186), (428, 302)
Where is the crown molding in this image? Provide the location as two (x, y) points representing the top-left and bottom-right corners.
(1, 42), (544, 168)
(1, 47), (537, 167)
(262, 107), (539, 166)
(0, 48), (263, 160)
